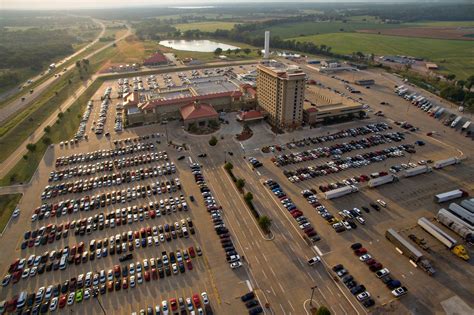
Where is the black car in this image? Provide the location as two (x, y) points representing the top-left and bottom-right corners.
(245, 300), (259, 308)
(241, 292), (255, 302)
(177, 156), (185, 161)
(351, 243), (362, 250)
(249, 306), (263, 315)
(351, 285), (366, 295)
(119, 253), (133, 262)
(362, 298), (375, 308)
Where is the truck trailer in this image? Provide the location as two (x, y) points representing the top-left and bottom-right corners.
(324, 185), (358, 200)
(417, 217), (469, 260)
(461, 121), (471, 132)
(434, 189), (466, 203)
(460, 199), (474, 213)
(404, 166), (432, 177)
(448, 203), (474, 226)
(434, 108), (445, 119)
(433, 157), (460, 169)
(385, 229), (436, 275)
(436, 209), (474, 243)
(451, 116), (462, 128)
(368, 175), (398, 188)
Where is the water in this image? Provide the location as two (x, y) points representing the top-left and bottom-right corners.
(159, 39), (240, 53)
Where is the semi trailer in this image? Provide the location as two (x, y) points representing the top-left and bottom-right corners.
(448, 203), (474, 226)
(417, 217), (469, 260)
(433, 157), (460, 169)
(385, 229), (436, 276)
(436, 209), (474, 243)
(324, 185), (358, 200)
(434, 189), (466, 203)
(404, 165), (432, 177)
(368, 175), (398, 188)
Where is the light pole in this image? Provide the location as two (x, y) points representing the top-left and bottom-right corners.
(224, 151), (227, 164)
(310, 285), (318, 307)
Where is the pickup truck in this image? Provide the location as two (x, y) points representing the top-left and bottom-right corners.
(307, 256), (321, 266)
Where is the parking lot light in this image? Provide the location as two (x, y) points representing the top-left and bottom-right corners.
(310, 285), (318, 306)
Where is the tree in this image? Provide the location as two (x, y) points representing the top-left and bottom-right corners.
(457, 80), (466, 88)
(209, 136), (218, 146)
(316, 306), (331, 315)
(26, 143), (37, 152)
(75, 60), (81, 68)
(226, 48), (232, 55)
(236, 178), (246, 190)
(446, 74), (456, 81)
(256, 49), (262, 57)
(244, 192), (253, 203)
(42, 137), (52, 145)
(43, 126), (51, 133)
(258, 215), (272, 233)
(243, 48), (251, 55)
(214, 48), (223, 56)
(224, 162), (234, 171)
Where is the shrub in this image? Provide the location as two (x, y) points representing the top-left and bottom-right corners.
(26, 143), (36, 152)
(209, 136), (218, 146)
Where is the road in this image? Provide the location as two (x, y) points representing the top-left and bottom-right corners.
(0, 25), (132, 179)
(0, 20), (107, 124)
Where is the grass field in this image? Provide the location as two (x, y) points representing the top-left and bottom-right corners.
(251, 20), (406, 38)
(290, 33), (474, 79)
(0, 194), (22, 233)
(175, 21), (237, 32)
(0, 79), (104, 186)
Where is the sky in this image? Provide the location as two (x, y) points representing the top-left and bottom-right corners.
(0, 0), (434, 10)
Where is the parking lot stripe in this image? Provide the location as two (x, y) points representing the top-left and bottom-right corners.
(278, 282), (285, 293)
(279, 303), (287, 314)
(202, 255), (221, 305)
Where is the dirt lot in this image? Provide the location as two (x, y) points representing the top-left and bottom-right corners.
(358, 27), (474, 41)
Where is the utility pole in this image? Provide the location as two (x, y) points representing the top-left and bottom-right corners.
(310, 285), (318, 307)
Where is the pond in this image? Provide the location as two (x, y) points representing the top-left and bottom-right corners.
(159, 39), (240, 53)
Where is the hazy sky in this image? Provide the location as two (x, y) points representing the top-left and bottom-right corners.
(0, 0), (420, 10)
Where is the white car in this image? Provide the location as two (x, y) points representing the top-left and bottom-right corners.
(307, 256), (321, 266)
(49, 297), (58, 311)
(359, 254), (372, 262)
(356, 291), (371, 301)
(161, 300), (169, 315)
(375, 268), (390, 278)
(392, 286), (408, 297)
(186, 298), (193, 311)
(377, 199), (387, 207)
(201, 292), (209, 305)
(230, 262), (242, 269)
(12, 208), (20, 218)
(67, 292), (75, 305)
(342, 221), (351, 230)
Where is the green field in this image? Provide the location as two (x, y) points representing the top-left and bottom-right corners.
(176, 21), (237, 32)
(0, 194), (22, 232)
(251, 20), (409, 38)
(290, 33), (474, 79)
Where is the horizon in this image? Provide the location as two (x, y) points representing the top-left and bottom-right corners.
(0, 0), (467, 11)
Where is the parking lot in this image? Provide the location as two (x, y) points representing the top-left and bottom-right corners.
(1, 62), (473, 315)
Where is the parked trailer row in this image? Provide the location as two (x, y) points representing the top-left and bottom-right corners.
(323, 185), (358, 200)
(448, 203), (474, 226)
(433, 157), (460, 169)
(436, 209), (474, 243)
(368, 175), (398, 188)
(404, 165), (432, 177)
(451, 116), (463, 128)
(434, 189), (467, 203)
(460, 199), (474, 213)
(385, 229), (436, 276)
(417, 217), (469, 260)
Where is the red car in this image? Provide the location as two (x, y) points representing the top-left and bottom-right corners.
(144, 271), (150, 282)
(59, 295), (67, 308)
(170, 298), (178, 311)
(188, 246), (196, 258)
(151, 268), (158, 280)
(192, 294), (201, 308)
(186, 259), (193, 270)
(354, 248), (368, 256)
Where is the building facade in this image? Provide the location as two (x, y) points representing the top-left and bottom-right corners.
(256, 62), (306, 129)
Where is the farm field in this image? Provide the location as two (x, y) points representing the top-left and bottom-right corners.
(175, 21), (237, 32)
(249, 20), (403, 38)
(290, 32), (474, 79)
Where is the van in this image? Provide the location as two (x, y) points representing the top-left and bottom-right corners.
(59, 256), (67, 270)
(17, 291), (27, 309)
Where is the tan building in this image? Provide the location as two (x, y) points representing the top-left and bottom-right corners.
(256, 62), (306, 129)
(303, 85), (364, 125)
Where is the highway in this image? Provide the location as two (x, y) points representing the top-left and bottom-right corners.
(0, 20), (107, 124)
(0, 25), (132, 179)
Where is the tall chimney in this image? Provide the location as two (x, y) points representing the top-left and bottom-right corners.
(264, 31), (270, 59)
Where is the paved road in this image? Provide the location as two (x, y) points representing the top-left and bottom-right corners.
(0, 20), (106, 123)
(0, 26), (132, 179)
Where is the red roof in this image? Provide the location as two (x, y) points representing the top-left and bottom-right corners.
(143, 52), (168, 65)
(180, 102), (218, 121)
(305, 107), (318, 113)
(237, 110), (264, 121)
